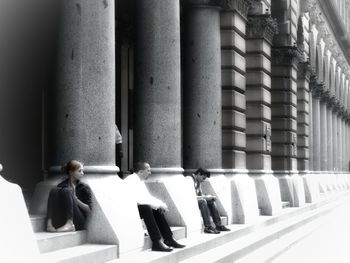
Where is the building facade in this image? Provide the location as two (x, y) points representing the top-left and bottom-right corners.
(1, 0), (350, 261)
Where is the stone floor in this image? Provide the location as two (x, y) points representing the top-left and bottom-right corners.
(272, 200), (350, 263)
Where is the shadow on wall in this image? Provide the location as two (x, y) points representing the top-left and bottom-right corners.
(0, 0), (58, 196)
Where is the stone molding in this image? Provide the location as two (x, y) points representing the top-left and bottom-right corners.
(272, 46), (304, 67)
(298, 61), (312, 80)
(185, 0), (225, 8)
(223, 0), (250, 19)
(246, 14), (278, 44)
(306, 0), (350, 76)
(49, 165), (120, 175)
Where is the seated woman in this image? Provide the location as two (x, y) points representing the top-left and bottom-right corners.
(46, 160), (92, 232)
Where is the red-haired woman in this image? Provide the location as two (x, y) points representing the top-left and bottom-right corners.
(46, 160), (92, 232)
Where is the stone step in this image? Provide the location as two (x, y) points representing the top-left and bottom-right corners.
(36, 230), (87, 253)
(30, 214), (46, 232)
(107, 191), (350, 263)
(234, 212), (327, 263)
(40, 244), (117, 263)
(179, 192), (350, 263)
(281, 201), (290, 208)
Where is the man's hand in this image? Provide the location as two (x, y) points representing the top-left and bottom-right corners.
(204, 195), (217, 201)
(158, 205), (169, 214)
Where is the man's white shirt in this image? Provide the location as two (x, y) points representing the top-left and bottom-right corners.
(124, 173), (167, 209)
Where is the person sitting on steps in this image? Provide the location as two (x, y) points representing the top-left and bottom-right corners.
(124, 162), (186, 252)
(189, 168), (231, 234)
(46, 160), (92, 232)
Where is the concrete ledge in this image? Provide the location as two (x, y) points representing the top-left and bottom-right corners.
(0, 175), (40, 262)
(249, 170), (282, 215)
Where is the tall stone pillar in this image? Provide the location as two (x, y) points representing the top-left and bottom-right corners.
(245, 11), (282, 215)
(326, 104), (333, 172)
(297, 62), (319, 202)
(134, 0), (202, 235)
(219, 0), (260, 223)
(311, 80), (323, 193)
(271, 46), (305, 207)
(320, 100), (328, 170)
(333, 110), (339, 172)
(31, 0), (145, 253)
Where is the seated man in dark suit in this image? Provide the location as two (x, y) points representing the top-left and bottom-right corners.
(189, 168), (230, 234)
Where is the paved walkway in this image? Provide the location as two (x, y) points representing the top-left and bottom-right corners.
(272, 201), (350, 263)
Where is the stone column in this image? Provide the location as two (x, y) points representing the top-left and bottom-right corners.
(31, 0), (145, 253)
(245, 12), (282, 215)
(320, 100), (328, 171)
(134, 0), (202, 235)
(271, 46), (305, 207)
(311, 80), (324, 193)
(333, 109), (339, 172)
(297, 62), (319, 202)
(219, 0), (260, 223)
(326, 103), (333, 173)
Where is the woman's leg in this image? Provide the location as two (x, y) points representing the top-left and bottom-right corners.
(55, 188), (76, 232)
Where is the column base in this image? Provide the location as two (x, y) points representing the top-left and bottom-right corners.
(145, 168), (202, 235)
(0, 174), (40, 262)
(224, 170), (260, 224)
(30, 166), (145, 255)
(315, 171), (328, 193)
(249, 170), (282, 216)
(274, 171), (306, 207)
(299, 171), (320, 203)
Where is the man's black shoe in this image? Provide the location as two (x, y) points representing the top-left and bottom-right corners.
(216, 225), (231, 231)
(164, 238), (186, 248)
(204, 226), (220, 234)
(152, 240), (173, 252)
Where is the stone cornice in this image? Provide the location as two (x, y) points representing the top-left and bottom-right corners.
(272, 46), (304, 67)
(298, 61), (312, 80)
(306, 0), (350, 76)
(185, 0), (225, 8)
(246, 14), (278, 44)
(223, 0), (250, 19)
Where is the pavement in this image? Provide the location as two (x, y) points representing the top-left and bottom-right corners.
(272, 200), (350, 263)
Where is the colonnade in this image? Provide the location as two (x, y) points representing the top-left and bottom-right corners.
(25, 0), (350, 255)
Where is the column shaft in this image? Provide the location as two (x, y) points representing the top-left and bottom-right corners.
(326, 105), (333, 171)
(320, 101), (328, 171)
(49, 0), (116, 168)
(184, 2), (222, 169)
(312, 97), (321, 171)
(134, 0), (181, 167)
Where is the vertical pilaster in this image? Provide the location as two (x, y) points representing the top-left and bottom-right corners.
(297, 62), (319, 202)
(245, 11), (282, 215)
(135, 0), (202, 235)
(219, 0), (260, 223)
(271, 46), (305, 206)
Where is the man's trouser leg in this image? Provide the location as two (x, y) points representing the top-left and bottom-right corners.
(138, 204), (162, 241)
(207, 199), (222, 227)
(197, 199), (212, 227)
(152, 209), (173, 240)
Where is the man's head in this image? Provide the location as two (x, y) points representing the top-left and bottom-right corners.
(194, 168), (210, 182)
(134, 162), (151, 180)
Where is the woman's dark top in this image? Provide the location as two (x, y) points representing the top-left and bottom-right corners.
(57, 179), (93, 212)
(47, 178), (92, 230)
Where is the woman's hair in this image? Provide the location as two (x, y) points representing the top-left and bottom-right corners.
(194, 168), (210, 178)
(61, 160), (83, 175)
